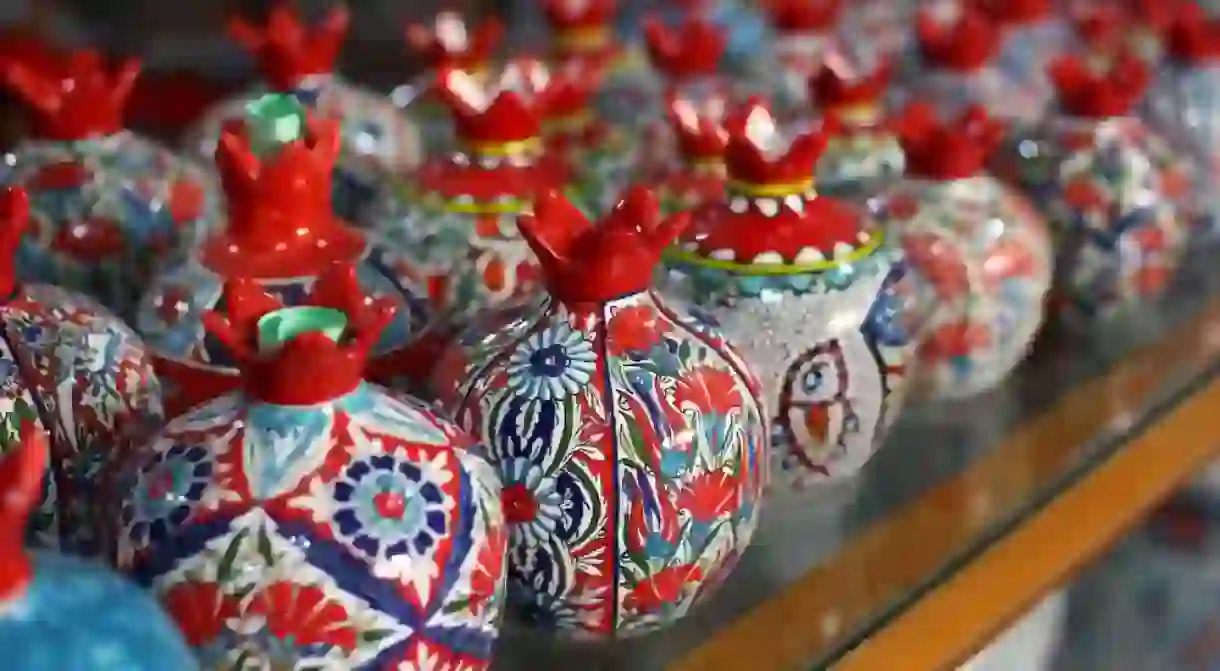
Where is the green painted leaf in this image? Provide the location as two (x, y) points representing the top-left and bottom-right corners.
(257, 527), (275, 565)
(442, 597), (472, 615)
(360, 628), (397, 644)
(217, 529), (248, 583)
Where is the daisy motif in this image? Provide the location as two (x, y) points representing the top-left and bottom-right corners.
(505, 321), (597, 401)
(500, 457), (564, 547)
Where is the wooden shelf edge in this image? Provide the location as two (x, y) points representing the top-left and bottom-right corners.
(834, 375), (1220, 671)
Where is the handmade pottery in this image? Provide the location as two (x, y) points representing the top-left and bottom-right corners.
(184, 5), (423, 223)
(993, 53), (1191, 322)
(663, 102), (924, 486)
(403, 11), (505, 158)
(1145, 8), (1220, 238)
(874, 104), (1052, 400)
(432, 187), (767, 638)
(139, 98), (434, 418)
(760, 0), (844, 119)
(0, 49), (216, 319)
(365, 62), (568, 323)
(643, 96), (729, 216)
(900, 5), (1047, 127)
(116, 272), (507, 670)
(0, 430), (200, 671)
(540, 61), (639, 217)
(808, 50), (905, 202)
(0, 187), (161, 554)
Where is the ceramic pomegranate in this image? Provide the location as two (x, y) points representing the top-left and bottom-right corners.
(662, 102), (925, 486)
(875, 104), (1052, 400)
(403, 11), (505, 158)
(1145, 8), (1220, 238)
(185, 5), (423, 223)
(139, 98), (434, 418)
(630, 16), (733, 170)
(540, 60), (639, 217)
(0, 187), (161, 554)
(900, 5), (1048, 127)
(365, 62), (569, 323)
(116, 274), (507, 670)
(644, 96), (729, 216)
(808, 50), (905, 202)
(0, 49), (216, 319)
(760, 0), (844, 120)
(0, 430), (199, 671)
(432, 186), (767, 638)
(993, 52), (1191, 322)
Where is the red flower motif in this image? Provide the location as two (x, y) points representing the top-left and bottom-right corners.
(903, 233), (969, 299)
(160, 581), (240, 647)
(981, 239), (1039, 286)
(169, 178), (206, 223)
(626, 483), (680, 553)
(248, 582), (359, 651)
(1136, 264), (1171, 296)
(919, 322), (991, 361)
(884, 193), (920, 220)
(1062, 178), (1106, 212)
(673, 366), (741, 414)
(51, 215), (126, 262)
(607, 305), (669, 356)
(1132, 223), (1169, 253)
(469, 523), (506, 617)
(623, 564), (704, 613)
(677, 469), (740, 523)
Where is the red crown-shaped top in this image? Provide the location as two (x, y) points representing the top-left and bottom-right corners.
(229, 5), (349, 91)
(519, 186), (689, 303)
(542, 0), (617, 30)
(896, 102), (1004, 179)
(1049, 51), (1150, 118)
(810, 55), (891, 109)
(2, 49), (139, 140)
(1166, 4), (1220, 63)
(0, 187), (28, 300)
(724, 101), (827, 186)
(763, 0), (842, 33)
(975, 0), (1053, 26)
(644, 16), (726, 81)
(435, 62), (550, 144)
(540, 61), (601, 118)
(917, 6), (1001, 72)
(405, 12), (504, 70)
(202, 264), (396, 405)
(669, 96), (729, 161)
(1071, 5), (1127, 51)
(205, 116), (364, 278)
(1129, 0), (1180, 31)
(0, 429), (46, 604)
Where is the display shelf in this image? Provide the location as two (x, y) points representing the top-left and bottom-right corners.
(491, 257), (1220, 670)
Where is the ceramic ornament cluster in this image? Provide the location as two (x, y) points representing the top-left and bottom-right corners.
(0, 0), (1208, 667)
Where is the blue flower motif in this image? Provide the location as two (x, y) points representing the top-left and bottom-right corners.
(506, 322), (597, 400)
(124, 444), (213, 546)
(332, 454), (448, 560)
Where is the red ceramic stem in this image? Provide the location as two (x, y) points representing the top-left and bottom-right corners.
(1, 49), (139, 140)
(435, 67), (545, 144)
(228, 4), (349, 91)
(214, 116), (344, 252)
(809, 58), (891, 111)
(0, 429), (48, 604)
(518, 186), (689, 304)
(202, 266), (397, 406)
(643, 16), (726, 81)
(723, 100), (827, 186)
(542, 0), (617, 32)
(0, 188), (27, 300)
(897, 103), (1004, 180)
(405, 14), (504, 70)
(916, 8), (1001, 72)
(1166, 4), (1220, 63)
(1049, 52), (1150, 118)
(763, 0), (842, 33)
(977, 0), (1053, 26)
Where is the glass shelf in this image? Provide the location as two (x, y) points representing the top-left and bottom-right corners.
(492, 255), (1220, 670)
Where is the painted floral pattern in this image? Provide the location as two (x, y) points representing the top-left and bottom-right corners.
(1145, 65), (1220, 238)
(185, 76), (424, 224)
(116, 383), (506, 670)
(994, 116), (1191, 321)
(136, 241), (434, 416)
(440, 291), (767, 637)
(874, 176), (1053, 399)
(663, 243), (924, 487)
(3, 132), (217, 320)
(368, 189), (544, 320)
(0, 283), (161, 553)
